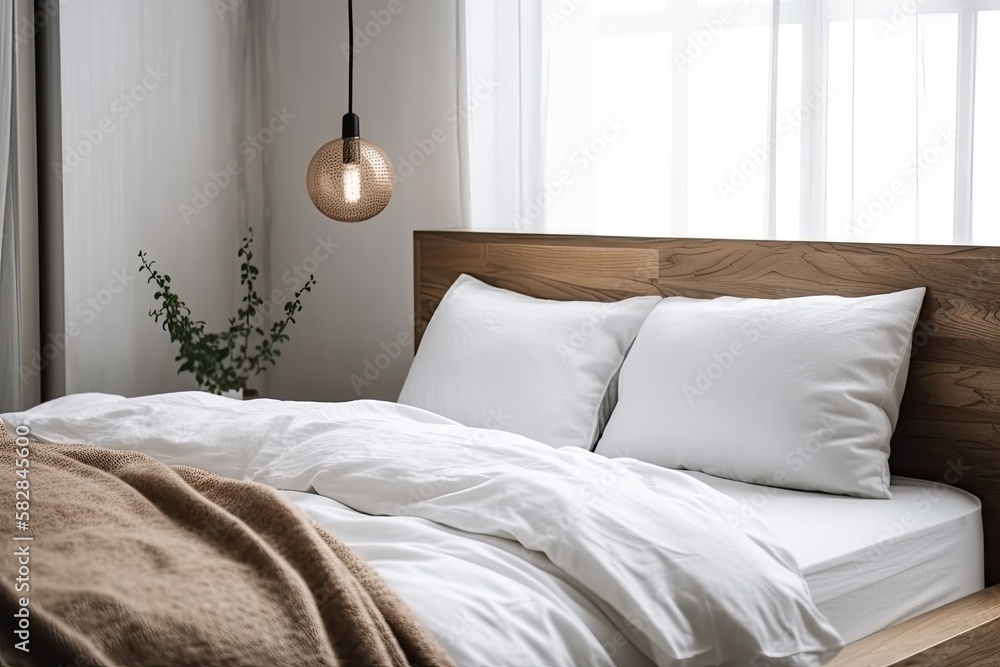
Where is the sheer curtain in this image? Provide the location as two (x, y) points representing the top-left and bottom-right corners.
(460, 0), (1000, 243)
(54, 0), (259, 398)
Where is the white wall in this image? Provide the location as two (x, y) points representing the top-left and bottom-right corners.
(57, 1), (251, 397)
(265, 0), (462, 401)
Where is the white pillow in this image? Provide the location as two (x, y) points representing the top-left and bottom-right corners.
(399, 275), (660, 449)
(595, 288), (926, 498)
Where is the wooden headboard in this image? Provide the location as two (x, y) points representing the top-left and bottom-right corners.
(414, 230), (1000, 586)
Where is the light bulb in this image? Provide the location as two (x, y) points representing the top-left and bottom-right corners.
(343, 163), (362, 203)
(307, 136), (394, 223)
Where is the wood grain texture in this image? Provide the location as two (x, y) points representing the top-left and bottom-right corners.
(414, 230), (1000, 589)
(825, 585), (1000, 666)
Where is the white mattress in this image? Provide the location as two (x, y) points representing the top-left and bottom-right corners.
(683, 471), (985, 643)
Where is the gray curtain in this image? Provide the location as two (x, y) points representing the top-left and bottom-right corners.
(0, 0), (41, 413)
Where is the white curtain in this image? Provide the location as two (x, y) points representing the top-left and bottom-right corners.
(55, 0), (261, 398)
(460, 0), (1000, 244)
(459, 1), (547, 231)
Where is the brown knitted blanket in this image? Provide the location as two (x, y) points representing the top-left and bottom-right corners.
(0, 424), (455, 667)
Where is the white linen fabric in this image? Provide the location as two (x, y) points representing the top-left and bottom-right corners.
(4, 392), (843, 667)
(596, 288), (926, 498)
(683, 471), (984, 644)
(398, 274), (660, 449)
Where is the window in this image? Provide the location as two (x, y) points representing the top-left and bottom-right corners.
(463, 0), (1000, 243)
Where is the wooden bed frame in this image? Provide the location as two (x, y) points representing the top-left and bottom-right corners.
(414, 230), (1000, 667)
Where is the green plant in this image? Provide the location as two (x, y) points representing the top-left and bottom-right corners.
(138, 229), (316, 394)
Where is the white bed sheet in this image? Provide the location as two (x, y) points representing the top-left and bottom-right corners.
(285, 490), (657, 667)
(8, 393), (987, 659)
(285, 469), (984, 661)
(682, 471), (985, 644)
(3, 392), (844, 667)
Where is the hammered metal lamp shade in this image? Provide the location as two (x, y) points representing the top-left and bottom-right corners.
(307, 137), (395, 223)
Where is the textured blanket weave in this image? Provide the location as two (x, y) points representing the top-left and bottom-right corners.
(0, 424), (455, 667)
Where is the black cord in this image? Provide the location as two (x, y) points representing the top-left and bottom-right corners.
(348, 0), (354, 114)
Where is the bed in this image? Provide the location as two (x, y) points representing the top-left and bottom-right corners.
(413, 230), (1000, 666)
(2, 230), (998, 666)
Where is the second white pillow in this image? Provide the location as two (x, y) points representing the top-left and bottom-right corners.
(595, 288), (926, 498)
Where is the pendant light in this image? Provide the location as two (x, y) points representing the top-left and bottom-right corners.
(307, 0), (394, 223)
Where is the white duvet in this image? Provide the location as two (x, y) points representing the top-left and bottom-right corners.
(3, 392), (843, 667)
